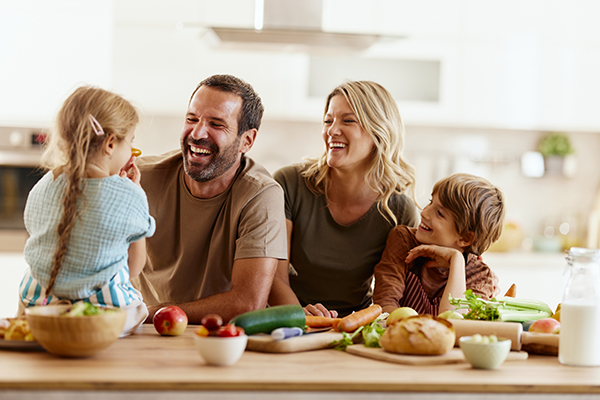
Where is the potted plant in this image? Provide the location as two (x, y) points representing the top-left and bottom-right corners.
(537, 132), (575, 175)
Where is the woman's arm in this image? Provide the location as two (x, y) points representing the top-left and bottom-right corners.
(128, 238), (147, 279)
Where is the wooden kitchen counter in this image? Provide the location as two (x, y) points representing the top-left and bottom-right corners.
(1, 325), (600, 399)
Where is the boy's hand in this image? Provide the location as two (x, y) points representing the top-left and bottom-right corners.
(405, 244), (462, 269)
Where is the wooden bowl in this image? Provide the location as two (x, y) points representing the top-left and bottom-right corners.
(25, 304), (126, 358)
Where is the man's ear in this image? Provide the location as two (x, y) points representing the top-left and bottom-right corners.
(457, 231), (475, 248)
(239, 129), (257, 154)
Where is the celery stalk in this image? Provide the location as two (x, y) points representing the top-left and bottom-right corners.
(493, 296), (553, 316)
(449, 290), (554, 322)
(498, 308), (552, 323)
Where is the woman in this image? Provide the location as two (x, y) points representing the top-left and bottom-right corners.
(268, 81), (418, 317)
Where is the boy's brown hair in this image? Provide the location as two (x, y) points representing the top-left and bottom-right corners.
(432, 173), (505, 255)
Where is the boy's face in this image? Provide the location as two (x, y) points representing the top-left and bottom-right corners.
(415, 193), (468, 251)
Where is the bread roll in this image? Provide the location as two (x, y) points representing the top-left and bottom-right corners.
(381, 314), (455, 355)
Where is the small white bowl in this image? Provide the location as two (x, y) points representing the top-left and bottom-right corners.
(193, 334), (248, 366)
(459, 336), (511, 370)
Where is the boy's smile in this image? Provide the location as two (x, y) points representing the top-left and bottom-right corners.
(415, 193), (466, 252)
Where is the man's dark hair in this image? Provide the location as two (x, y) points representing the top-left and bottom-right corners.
(191, 74), (264, 136)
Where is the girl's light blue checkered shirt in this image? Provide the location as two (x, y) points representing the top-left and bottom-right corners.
(23, 172), (156, 299)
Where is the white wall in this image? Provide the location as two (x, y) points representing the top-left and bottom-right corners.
(0, 0), (113, 127)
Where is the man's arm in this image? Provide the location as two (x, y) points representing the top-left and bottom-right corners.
(146, 257), (278, 324)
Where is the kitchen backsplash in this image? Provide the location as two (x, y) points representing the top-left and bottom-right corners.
(134, 115), (600, 250)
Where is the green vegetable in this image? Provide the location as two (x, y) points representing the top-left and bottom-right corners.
(331, 314), (388, 351)
(331, 327), (364, 351)
(449, 290), (552, 322)
(230, 305), (305, 336)
(362, 319), (386, 348)
(62, 302), (114, 316)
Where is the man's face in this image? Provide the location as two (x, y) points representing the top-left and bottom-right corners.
(180, 86), (243, 182)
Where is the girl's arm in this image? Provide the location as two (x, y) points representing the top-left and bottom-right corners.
(128, 238), (147, 279)
(122, 160), (147, 278)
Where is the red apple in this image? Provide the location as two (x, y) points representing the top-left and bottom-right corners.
(153, 306), (188, 336)
(529, 317), (561, 334)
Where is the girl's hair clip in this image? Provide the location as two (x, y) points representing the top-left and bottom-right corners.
(88, 114), (105, 136)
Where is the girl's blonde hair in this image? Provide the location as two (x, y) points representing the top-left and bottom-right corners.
(42, 86), (139, 295)
(302, 80), (416, 225)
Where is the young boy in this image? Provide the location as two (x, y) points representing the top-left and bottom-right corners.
(373, 173), (505, 315)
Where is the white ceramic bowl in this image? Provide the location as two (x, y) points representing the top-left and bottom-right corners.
(459, 336), (511, 369)
(193, 334), (248, 366)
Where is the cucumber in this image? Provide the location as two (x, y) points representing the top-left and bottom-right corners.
(230, 305), (305, 335)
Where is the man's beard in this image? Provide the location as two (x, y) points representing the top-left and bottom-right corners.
(182, 136), (241, 183)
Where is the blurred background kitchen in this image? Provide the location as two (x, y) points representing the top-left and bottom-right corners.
(2, 0), (599, 316)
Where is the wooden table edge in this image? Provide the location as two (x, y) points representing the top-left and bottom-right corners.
(2, 382), (600, 394)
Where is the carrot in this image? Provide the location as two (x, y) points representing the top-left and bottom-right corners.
(504, 283), (517, 298)
(305, 315), (341, 328)
(337, 304), (382, 333)
(332, 318), (341, 332)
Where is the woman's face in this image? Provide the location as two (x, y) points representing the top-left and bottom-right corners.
(322, 95), (375, 172)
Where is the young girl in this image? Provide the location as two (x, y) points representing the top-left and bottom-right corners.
(18, 86), (155, 336)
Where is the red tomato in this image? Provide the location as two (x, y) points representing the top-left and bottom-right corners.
(217, 324), (239, 337)
(235, 326), (245, 336)
(201, 314), (223, 331)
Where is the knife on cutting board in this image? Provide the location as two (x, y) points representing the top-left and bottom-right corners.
(449, 319), (558, 354)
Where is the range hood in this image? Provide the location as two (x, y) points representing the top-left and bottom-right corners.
(207, 0), (391, 52)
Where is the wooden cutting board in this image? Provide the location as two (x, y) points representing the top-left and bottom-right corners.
(345, 346), (528, 365)
(246, 331), (344, 353)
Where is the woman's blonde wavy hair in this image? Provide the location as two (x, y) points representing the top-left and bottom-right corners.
(302, 80), (416, 225)
(41, 86), (139, 295)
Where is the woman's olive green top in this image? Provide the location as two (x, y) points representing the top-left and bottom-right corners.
(274, 163), (418, 317)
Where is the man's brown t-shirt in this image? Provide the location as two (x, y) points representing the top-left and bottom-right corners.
(132, 151), (287, 306)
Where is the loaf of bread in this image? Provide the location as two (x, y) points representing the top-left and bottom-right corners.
(381, 314), (455, 355)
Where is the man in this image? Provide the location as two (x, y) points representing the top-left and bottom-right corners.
(133, 75), (287, 323)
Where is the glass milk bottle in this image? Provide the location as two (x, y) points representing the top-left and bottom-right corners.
(559, 247), (600, 366)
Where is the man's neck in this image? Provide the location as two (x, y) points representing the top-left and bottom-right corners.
(184, 158), (244, 199)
